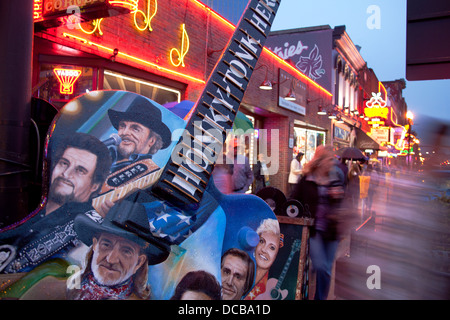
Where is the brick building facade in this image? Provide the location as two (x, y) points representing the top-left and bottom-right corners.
(31, 0), (333, 197)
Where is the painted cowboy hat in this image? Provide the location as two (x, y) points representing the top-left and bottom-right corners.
(108, 96), (172, 149)
(74, 200), (171, 265)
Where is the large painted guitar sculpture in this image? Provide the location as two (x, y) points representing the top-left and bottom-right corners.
(0, 0), (282, 300)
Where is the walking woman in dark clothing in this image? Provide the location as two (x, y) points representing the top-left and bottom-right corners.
(291, 145), (345, 300)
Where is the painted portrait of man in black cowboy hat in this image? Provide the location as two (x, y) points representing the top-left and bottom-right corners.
(68, 200), (171, 300)
(0, 132), (112, 274)
(107, 96), (172, 173)
(93, 95), (176, 216)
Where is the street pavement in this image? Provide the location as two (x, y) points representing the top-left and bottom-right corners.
(330, 170), (450, 300)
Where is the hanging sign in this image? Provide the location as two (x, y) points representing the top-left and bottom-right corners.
(364, 92), (389, 119)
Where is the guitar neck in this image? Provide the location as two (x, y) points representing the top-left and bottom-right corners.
(275, 240), (300, 290)
(152, 0), (281, 210)
(92, 168), (163, 212)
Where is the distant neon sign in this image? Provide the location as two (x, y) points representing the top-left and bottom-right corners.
(53, 68), (82, 94)
(364, 92), (388, 119)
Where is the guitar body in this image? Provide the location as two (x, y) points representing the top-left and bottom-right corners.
(1, 0), (282, 299)
(208, 179), (277, 257)
(0, 90), (276, 300)
(146, 178), (277, 299)
(0, 91), (185, 277)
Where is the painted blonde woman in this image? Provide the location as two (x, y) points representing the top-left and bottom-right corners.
(244, 218), (280, 300)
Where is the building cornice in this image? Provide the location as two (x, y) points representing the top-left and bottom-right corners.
(333, 26), (366, 70)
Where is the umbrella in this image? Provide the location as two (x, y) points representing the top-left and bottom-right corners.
(336, 147), (367, 160)
(232, 111), (254, 134)
(162, 100), (195, 120)
(163, 100), (253, 133)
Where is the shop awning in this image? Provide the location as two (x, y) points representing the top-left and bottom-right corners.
(355, 127), (381, 150)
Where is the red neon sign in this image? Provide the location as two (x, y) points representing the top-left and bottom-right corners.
(33, 0), (43, 21)
(53, 68), (82, 94)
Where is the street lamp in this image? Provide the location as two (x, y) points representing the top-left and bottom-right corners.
(406, 111), (414, 168)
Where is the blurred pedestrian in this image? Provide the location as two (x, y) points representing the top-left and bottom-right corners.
(230, 139), (254, 193)
(336, 157), (349, 186)
(288, 152), (303, 196)
(290, 145), (345, 300)
(365, 162), (380, 215)
(212, 151), (234, 194)
(347, 162), (362, 210)
(253, 153), (269, 193)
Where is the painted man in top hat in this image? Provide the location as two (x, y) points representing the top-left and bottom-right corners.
(67, 200), (170, 300)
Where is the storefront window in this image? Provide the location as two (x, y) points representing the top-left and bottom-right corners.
(293, 127), (326, 163)
(333, 123), (351, 150)
(37, 64), (95, 109)
(36, 66), (182, 110)
(103, 71), (181, 106)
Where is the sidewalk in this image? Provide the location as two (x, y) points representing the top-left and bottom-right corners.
(333, 173), (449, 300)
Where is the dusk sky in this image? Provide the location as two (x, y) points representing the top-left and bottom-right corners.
(270, 0), (450, 127)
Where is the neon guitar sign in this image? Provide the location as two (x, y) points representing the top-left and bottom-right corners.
(364, 92), (388, 119)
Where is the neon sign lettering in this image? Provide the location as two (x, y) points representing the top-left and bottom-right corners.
(368, 120), (385, 125)
(170, 24), (190, 67)
(43, 0), (108, 15)
(365, 107), (388, 119)
(33, 0), (44, 21)
(78, 18), (104, 35)
(268, 40), (309, 60)
(109, 0), (139, 11)
(53, 68), (82, 94)
(63, 32), (205, 83)
(133, 0), (157, 32)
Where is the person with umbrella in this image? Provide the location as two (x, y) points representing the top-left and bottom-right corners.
(335, 147), (367, 161)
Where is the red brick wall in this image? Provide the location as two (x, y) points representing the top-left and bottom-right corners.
(263, 115), (290, 193)
(35, 0), (237, 100)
